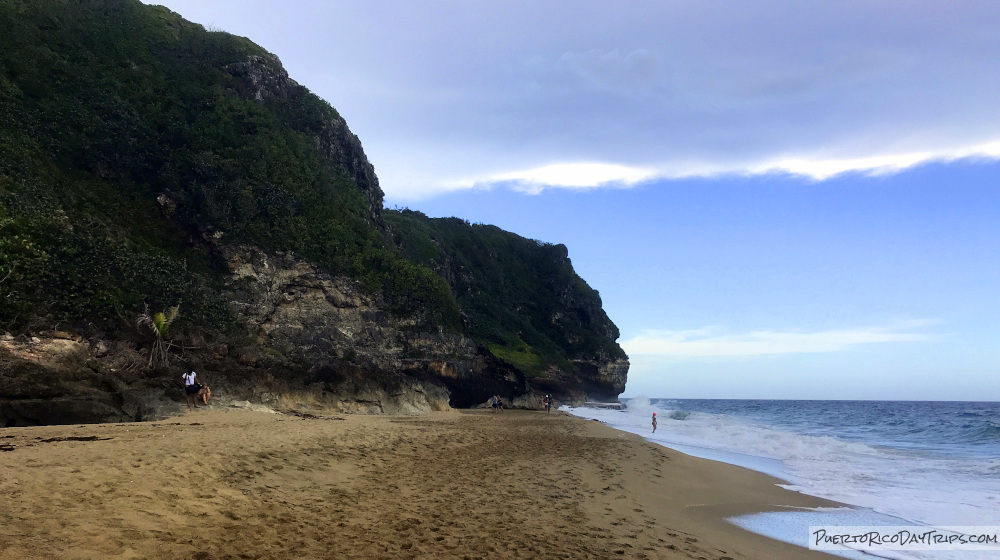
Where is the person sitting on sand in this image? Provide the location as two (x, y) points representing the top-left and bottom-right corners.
(182, 367), (201, 409)
(652, 412), (657, 433)
(198, 384), (211, 406)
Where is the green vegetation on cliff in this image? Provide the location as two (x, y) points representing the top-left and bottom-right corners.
(387, 210), (627, 376)
(0, 0), (458, 332)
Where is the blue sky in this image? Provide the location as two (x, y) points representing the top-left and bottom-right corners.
(153, 1), (1000, 400)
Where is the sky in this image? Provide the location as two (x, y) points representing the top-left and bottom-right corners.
(152, 1), (1000, 400)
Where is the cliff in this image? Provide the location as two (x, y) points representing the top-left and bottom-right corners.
(0, 0), (627, 425)
(387, 211), (628, 403)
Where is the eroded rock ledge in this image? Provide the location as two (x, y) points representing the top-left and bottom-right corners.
(2, 247), (619, 427)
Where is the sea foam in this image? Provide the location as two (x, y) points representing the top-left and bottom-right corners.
(566, 398), (1000, 560)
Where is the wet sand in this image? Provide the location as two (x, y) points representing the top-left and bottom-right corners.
(0, 407), (840, 559)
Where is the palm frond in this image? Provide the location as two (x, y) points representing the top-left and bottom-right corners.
(136, 304), (180, 368)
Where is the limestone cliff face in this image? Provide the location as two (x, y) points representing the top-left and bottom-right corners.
(569, 358), (630, 402)
(225, 246), (474, 379)
(222, 246), (538, 409)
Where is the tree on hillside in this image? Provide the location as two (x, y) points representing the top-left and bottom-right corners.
(136, 305), (180, 368)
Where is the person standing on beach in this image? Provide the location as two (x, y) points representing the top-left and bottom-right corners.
(652, 412), (657, 433)
(182, 367), (201, 409)
(543, 395), (552, 413)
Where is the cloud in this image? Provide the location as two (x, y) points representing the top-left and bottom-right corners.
(621, 320), (934, 358)
(745, 141), (1000, 181)
(442, 140), (1000, 195)
(454, 162), (656, 194)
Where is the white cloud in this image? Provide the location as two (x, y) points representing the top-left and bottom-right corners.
(453, 162), (656, 194)
(440, 140), (1000, 195)
(747, 141), (1000, 181)
(621, 320), (934, 358)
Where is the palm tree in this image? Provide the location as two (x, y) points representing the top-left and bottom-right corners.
(136, 305), (179, 368)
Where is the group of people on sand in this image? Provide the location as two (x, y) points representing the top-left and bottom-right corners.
(181, 366), (211, 409)
(489, 394), (555, 412)
(490, 395), (505, 412)
(541, 394), (553, 413)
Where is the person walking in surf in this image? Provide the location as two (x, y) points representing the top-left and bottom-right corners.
(652, 412), (657, 433)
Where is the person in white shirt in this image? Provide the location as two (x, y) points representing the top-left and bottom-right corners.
(182, 367), (201, 409)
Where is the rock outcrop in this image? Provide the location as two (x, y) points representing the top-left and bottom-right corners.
(222, 246), (540, 409)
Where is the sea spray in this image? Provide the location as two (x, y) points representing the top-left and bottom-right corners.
(624, 395), (653, 415)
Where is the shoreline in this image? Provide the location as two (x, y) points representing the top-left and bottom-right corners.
(1, 407), (842, 559)
(560, 413), (847, 560)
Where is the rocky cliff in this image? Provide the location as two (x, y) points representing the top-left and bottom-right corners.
(387, 211), (629, 404)
(0, 0), (627, 426)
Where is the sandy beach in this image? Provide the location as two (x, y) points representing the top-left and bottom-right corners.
(0, 407), (842, 559)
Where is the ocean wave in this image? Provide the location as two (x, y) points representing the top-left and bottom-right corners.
(570, 399), (1000, 527)
(978, 420), (1000, 440)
